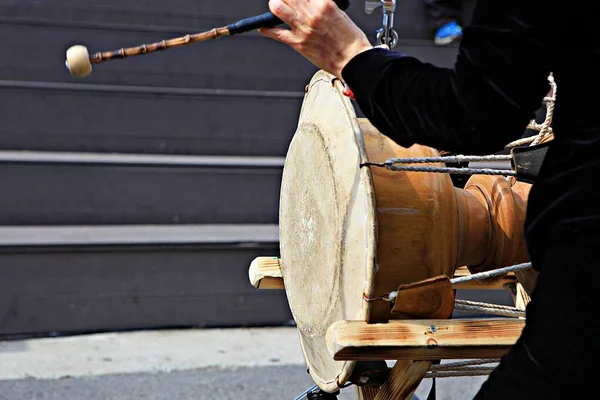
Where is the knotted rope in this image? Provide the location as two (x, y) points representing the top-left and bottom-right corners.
(510, 73), (556, 147)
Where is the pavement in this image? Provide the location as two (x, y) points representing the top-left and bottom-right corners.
(0, 327), (489, 400)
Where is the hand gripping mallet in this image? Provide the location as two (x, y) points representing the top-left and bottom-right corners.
(65, 0), (351, 78)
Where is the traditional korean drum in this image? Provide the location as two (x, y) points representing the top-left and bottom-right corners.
(279, 70), (531, 392)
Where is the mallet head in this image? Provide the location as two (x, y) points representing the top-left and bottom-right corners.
(65, 45), (92, 78)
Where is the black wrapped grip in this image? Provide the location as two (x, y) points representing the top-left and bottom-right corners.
(227, 0), (351, 35)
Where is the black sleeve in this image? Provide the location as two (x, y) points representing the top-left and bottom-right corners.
(341, 0), (557, 155)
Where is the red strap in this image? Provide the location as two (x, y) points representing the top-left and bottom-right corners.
(342, 86), (355, 100)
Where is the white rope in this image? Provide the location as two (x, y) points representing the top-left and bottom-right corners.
(383, 154), (512, 164)
(450, 262), (531, 285)
(455, 299), (521, 311)
(505, 135), (538, 147)
(531, 74), (556, 145)
(426, 368), (496, 378)
(383, 165), (516, 176)
(507, 73), (556, 148)
(425, 359), (501, 379)
(454, 299), (525, 318)
(430, 359), (500, 370)
(450, 263), (530, 317)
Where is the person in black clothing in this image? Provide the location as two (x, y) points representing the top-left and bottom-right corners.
(259, 0), (600, 398)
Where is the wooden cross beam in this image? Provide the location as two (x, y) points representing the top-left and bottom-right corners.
(326, 318), (524, 361)
(248, 257), (518, 290)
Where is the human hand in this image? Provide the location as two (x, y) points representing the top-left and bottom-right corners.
(258, 0), (373, 80)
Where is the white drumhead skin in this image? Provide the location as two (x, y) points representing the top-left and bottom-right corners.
(279, 71), (377, 392)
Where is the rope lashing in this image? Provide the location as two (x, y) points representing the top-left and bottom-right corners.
(508, 73), (556, 148)
(450, 262), (531, 318)
(530, 74), (556, 146)
(364, 262), (532, 317)
(454, 299), (525, 318)
(450, 262), (531, 285)
(379, 154), (512, 164)
(366, 164), (517, 176)
(426, 367), (496, 378)
(425, 359), (501, 379)
(361, 153), (515, 176)
(430, 359), (500, 371)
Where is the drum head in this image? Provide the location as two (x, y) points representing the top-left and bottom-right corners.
(279, 71), (377, 391)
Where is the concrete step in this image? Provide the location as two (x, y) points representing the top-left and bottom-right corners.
(0, 81), (302, 155)
(0, 224), (290, 335)
(0, 224), (279, 247)
(0, 151), (283, 225)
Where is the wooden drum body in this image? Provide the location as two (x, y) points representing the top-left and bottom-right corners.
(278, 71), (531, 392)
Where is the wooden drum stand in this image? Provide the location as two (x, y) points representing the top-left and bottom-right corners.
(248, 70), (546, 399)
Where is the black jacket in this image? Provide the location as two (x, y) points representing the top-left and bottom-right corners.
(342, 0), (600, 266)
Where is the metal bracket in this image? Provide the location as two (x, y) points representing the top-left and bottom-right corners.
(365, 0), (398, 48)
(349, 360), (391, 387)
(510, 141), (551, 184)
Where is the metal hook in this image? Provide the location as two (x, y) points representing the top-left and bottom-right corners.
(365, 0), (398, 48)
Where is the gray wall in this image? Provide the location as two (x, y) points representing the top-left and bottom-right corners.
(0, 0), (470, 336)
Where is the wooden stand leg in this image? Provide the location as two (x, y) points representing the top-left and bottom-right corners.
(374, 360), (431, 400)
(514, 283), (531, 312)
(356, 386), (379, 400)
(508, 281), (532, 314)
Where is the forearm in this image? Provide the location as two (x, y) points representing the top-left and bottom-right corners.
(342, 49), (540, 155)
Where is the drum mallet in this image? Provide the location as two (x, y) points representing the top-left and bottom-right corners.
(65, 0), (351, 78)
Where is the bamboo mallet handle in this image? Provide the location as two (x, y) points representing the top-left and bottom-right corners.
(65, 27), (232, 78)
(65, 1), (351, 78)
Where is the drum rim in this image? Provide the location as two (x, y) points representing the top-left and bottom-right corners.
(282, 70), (378, 391)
